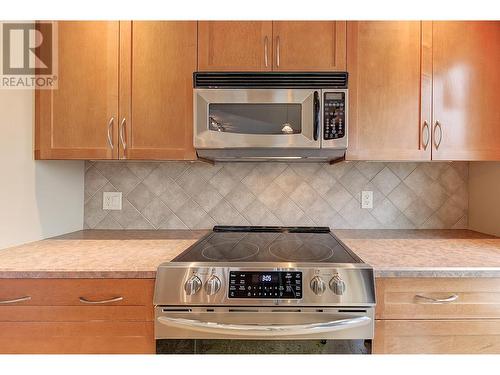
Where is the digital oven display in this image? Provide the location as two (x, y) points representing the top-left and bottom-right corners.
(229, 271), (302, 299)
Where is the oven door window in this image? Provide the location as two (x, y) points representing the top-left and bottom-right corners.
(208, 103), (302, 135)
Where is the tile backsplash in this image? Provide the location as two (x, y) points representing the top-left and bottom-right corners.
(84, 161), (469, 230)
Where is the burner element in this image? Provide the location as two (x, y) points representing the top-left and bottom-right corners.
(201, 241), (260, 261)
(269, 240), (334, 262)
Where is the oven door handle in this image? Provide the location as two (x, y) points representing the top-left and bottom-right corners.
(157, 315), (371, 337)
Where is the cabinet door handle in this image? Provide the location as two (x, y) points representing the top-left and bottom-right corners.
(79, 296), (124, 304)
(107, 117), (114, 150)
(422, 120), (430, 150)
(119, 117), (127, 154)
(0, 296), (31, 304)
(276, 35), (280, 68)
(433, 120), (442, 149)
(415, 294), (458, 304)
(264, 36), (269, 67)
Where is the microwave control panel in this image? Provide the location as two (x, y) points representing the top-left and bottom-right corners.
(323, 92), (346, 140)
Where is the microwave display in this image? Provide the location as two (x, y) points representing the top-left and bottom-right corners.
(323, 92), (345, 140)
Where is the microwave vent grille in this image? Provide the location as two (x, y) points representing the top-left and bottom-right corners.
(194, 72), (348, 89)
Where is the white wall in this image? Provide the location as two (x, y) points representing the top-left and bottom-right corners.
(0, 88), (84, 249)
(469, 162), (500, 237)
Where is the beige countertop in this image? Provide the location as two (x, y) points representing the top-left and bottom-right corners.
(0, 229), (499, 278)
(0, 230), (208, 278)
(334, 229), (500, 277)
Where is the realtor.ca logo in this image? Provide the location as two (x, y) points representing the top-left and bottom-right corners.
(0, 22), (58, 89)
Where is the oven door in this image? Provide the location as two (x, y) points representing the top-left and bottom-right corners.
(155, 306), (373, 340)
(194, 89), (321, 149)
(156, 306), (373, 354)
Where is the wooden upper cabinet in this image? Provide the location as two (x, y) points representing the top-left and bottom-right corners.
(198, 21), (272, 71)
(346, 21), (431, 161)
(273, 21), (346, 71)
(432, 21), (500, 160)
(119, 21), (197, 160)
(35, 21), (119, 159)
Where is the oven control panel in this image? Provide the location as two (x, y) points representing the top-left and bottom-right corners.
(323, 91), (345, 140)
(228, 271), (302, 299)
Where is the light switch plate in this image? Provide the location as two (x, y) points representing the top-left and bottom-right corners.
(361, 191), (373, 209)
(103, 192), (122, 210)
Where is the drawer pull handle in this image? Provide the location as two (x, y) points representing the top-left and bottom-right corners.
(79, 296), (124, 304)
(415, 294), (458, 304)
(0, 296), (31, 304)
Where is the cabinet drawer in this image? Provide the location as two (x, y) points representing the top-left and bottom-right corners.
(0, 305), (153, 322)
(0, 321), (154, 354)
(376, 278), (500, 319)
(374, 319), (500, 354)
(0, 279), (154, 306)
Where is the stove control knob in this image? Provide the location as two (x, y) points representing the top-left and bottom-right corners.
(330, 275), (346, 295)
(205, 275), (221, 295)
(184, 275), (202, 295)
(310, 276), (326, 296)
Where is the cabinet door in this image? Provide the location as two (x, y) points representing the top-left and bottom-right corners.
(119, 21), (197, 160)
(35, 21), (119, 159)
(272, 21), (346, 71)
(432, 21), (500, 160)
(198, 21), (272, 71)
(346, 21), (431, 161)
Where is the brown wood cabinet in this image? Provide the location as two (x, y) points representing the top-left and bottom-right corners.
(374, 277), (500, 354)
(35, 21), (119, 160)
(0, 279), (155, 354)
(432, 21), (500, 160)
(273, 21), (346, 71)
(198, 21), (346, 72)
(119, 21), (197, 160)
(346, 21), (431, 161)
(198, 21), (273, 71)
(347, 21), (500, 161)
(36, 21), (197, 161)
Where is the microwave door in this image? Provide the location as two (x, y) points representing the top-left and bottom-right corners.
(194, 89), (321, 149)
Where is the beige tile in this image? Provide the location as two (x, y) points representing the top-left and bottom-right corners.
(142, 197), (173, 228)
(421, 181), (448, 211)
(257, 182), (286, 211)
(94, 214), (122, 230)
(274, 167), (303, 194)
(192, 184), (224, 212)
(127, 183), (156, 212)
(310, 166), (337, 196)
(323, 182), (352, 212)
(273, 199), (305, 225)
(290, 182), (319, 211)
(221, 162), (257, 181)
(209, 168), (239, 196)
(388, 182), (417, 212)
(355, 162), (385, 180)
(176, 168), (208, 197)
(225, 183), (256, 212)
(157, 214), (188, 230)
(387, 162), (417, 180)
(175, 200), (207, 229)
(371, 167), (400, 195)
(109, 199), (153, 229)
(289, 163), (322, 179)
(107, 166), (140, 195)
(325, 161), (354, 180)
(125, 162), (158, 180)
(371, 198), (401, 226)
(338, 167), (369, 196)
(188, 162), (222, 181)
(404, 167), (434, 196)
(403, 200), (434, 227)
(159, 179), (190, 212)
(436, 198), (466, 227)
(209, 200), (249, 226)
(84, 167), (108, 198)
(439, 165), (464, 193)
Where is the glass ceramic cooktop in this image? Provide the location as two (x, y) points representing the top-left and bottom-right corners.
(173, 226), (360, 263)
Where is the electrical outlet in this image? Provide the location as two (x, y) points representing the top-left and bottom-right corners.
(103, 192), (122, 210)
(361, 191), (373, 209)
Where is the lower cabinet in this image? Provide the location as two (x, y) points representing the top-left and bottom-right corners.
(374, 277), (500, 354)
(0, 279), (155, 354)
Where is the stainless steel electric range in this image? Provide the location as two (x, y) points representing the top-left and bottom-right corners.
(154, 226), (375, 354)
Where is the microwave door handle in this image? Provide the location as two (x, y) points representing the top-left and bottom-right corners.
(157, 315), (371, 337)
(313, 91), (320, 141)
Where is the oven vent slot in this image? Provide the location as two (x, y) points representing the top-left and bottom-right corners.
(228, 309), (259, 313)
(338, 309), (367, 313)
(194, 72), (348, 89)
(162, 308), (192, 312)
(271, 309), (301, 313)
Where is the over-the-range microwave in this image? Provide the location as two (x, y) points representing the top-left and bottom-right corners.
(193, 72), (348, 162)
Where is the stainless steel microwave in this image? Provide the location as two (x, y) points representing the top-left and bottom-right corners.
(193, 72), (348, 162)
